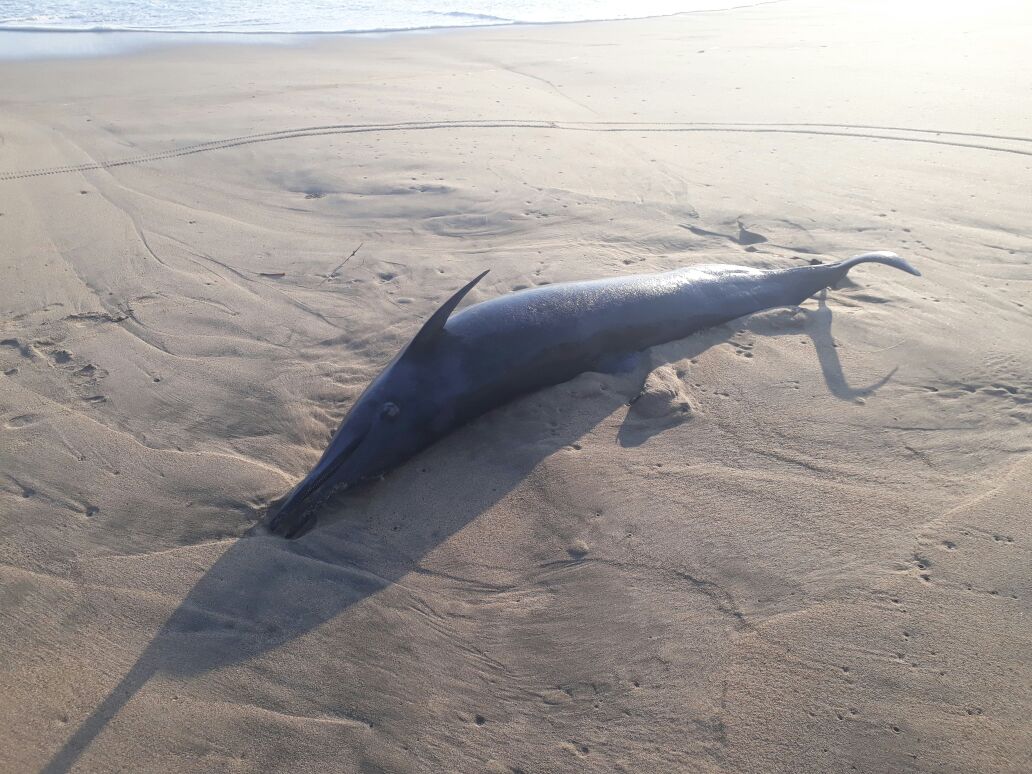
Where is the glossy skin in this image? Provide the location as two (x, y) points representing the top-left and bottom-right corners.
(268, 251), (918, 537)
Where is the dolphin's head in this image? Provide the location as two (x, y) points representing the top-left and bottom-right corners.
(266, 357), (442, 538)
(266, 270), (489, 539)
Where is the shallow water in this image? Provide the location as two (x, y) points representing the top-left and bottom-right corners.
(0, 0), (755, 34)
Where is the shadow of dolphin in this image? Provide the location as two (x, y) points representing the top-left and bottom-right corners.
(39, 363), (639, 773)
(807, 291), (898, 401)
(40, 295), (899, 773)
(616, 294), (898, 447)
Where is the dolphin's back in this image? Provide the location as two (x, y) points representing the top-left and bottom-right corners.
(449, 265), (763, 345)
(447, 253), (917, 371)
(440, 264), (784, 420)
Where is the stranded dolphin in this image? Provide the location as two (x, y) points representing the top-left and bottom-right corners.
(267, 251), (919, 538)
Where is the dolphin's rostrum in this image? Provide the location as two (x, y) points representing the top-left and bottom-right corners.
(267, 251), (919, 538)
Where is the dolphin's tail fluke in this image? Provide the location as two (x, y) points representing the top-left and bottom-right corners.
(835, 251), (921, 277)
(781, 250), (919, 306)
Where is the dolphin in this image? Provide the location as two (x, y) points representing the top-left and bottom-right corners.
(267, 251), (919, 538)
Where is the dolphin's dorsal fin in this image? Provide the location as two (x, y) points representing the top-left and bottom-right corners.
(407, 270), (489, 354)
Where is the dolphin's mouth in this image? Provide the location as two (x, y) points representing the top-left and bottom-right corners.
(267, 428), (368, 539)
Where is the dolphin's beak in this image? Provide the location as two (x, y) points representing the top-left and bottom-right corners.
(267, 428), (367, 539)
(266, 491), (321, 539)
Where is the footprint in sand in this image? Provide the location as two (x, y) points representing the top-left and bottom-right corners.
(729, 337), (755, 359)
(5, 414), (41, 429)
(76, 363), (109, 380)
(1, 337), (38, 359)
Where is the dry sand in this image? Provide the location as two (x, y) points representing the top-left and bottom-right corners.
(1, 1), (1030, 771)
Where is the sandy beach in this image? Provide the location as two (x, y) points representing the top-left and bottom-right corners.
(2, 0), (1030, 771)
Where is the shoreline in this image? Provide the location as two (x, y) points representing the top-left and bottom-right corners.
(0, 0), (785, 60)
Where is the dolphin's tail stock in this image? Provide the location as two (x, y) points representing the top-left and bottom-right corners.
(834, 251), (921, 278)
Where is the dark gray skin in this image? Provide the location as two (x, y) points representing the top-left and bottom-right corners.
(268, 251), (919, 538)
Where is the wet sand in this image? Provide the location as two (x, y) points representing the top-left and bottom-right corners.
(1, 1), (1030, 771)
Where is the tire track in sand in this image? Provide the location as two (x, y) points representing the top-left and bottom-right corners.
(2, 119), (1030, 182)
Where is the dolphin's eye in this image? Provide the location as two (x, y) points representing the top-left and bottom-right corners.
(381, 402), (400, 419)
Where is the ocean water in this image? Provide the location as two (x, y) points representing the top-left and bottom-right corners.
(0, 0), (757, 34)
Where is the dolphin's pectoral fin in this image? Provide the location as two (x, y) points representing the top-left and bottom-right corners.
(407, 270), (490, 355)
(594, 350), (643, 375)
